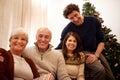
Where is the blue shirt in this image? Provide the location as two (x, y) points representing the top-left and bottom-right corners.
(56, 16), (105, 52)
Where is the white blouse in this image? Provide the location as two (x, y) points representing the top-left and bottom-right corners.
(13, 54), (33, 80)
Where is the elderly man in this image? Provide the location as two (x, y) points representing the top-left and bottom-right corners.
(23, 27), (71, 80)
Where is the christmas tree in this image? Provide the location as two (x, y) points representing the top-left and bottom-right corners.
(82, 2), (120, 80)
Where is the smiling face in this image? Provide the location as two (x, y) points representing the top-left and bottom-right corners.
(36, 28), (51, 52)
(10, 34), (28, 54)
(67, 10), (84, 26)
(65, 35), (77, 53)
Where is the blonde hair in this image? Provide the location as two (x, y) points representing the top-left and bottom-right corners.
(9, 27), (28, 41)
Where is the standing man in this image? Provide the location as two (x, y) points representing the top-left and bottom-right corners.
(56, 3), (115, 80)
(23, 27), (71, 80)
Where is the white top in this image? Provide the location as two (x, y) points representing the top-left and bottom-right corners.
(13, 54), (33, 80)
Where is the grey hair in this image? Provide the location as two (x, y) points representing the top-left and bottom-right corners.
(36, 27), (52, 39)
(9, 27), (28, 41)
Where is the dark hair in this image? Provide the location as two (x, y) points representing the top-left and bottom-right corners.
(63, 3), (80, 18)
(62, 32), (83, 60)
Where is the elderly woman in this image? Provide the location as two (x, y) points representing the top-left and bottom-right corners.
(0, 28), (40, 80)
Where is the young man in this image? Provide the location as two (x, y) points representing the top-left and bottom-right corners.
(56, 3), (115, 80)
(23, 27), (71, 80)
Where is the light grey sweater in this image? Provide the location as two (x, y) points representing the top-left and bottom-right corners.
(23, 44), (71, 80)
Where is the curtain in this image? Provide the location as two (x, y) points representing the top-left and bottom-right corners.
(0, 0), (48, 49)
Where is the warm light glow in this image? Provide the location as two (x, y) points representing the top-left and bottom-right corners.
(32, 0), (41, 7)
(41, 0), (48, 7)
(32, 0), (47, 7)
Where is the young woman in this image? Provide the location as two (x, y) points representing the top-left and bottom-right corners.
(61, 32), (85, 80)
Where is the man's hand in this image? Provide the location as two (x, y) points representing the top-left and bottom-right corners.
(46, 73), (54, 80)
(85, 53), (98, 64)
(0, 53), (4, 62)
